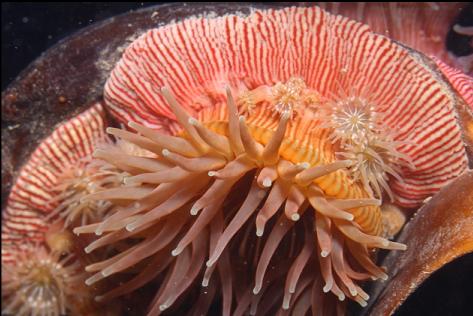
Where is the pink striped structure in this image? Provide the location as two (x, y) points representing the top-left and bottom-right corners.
(316, 3), (464, 71)
(1, 103), (107, 262)
(433, 56), (473, 109)
(104, 6), (470, 208)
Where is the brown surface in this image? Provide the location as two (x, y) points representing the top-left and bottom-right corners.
(365, 170), (473, 315)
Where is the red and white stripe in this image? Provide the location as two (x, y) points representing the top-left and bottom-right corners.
(2, 103), (107, 263)
(432, 56), (473, 109)
(104, 6), (469, 208)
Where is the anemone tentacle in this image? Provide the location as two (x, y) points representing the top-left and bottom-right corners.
(78, 88), (403, 314)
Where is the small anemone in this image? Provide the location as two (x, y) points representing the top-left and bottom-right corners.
(337, 136), (414, 201)
(44, 137), (154, 230)
(1, 245), (86, 316)
(45, 155), (128, 229)
(1, 103), (111, 263)
(320, 93), (415, 201)
(238, 77), (322, 119)
(325, 96), (381, 146)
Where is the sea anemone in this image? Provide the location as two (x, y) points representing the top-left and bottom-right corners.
(2, 3), (472, 316)
(318, 89), (414, 201)
(1, 104), (108, 261)
(72, 5), (471, 315)
(77, 86), (391, 314)
(45, 157), (126, 228)
(0, 103), (122, 315)
(0, 103), (139, 315)
(1, 245), (85, 316)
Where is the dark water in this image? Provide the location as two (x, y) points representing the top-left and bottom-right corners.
(1, 2), (163, 89)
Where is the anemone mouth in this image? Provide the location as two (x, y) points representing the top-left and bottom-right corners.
(1, 245), (86, 316)
(75, 87), (405, 315)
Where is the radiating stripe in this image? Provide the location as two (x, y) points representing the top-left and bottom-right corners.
(2, 103), (107, 258)
(103, 6), (469, 208)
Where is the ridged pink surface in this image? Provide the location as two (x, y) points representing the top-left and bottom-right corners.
(317, 3), (462, 69)
(1, 103), (107, 262)
(104, 6), (469, 208)
(433, 56), (473, 109)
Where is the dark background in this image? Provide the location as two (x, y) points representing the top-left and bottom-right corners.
(1, 2), (164, 90)
(3, 2), (472, 90)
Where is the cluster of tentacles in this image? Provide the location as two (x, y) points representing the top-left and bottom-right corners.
(1, 245), (85, 316)
(321, 91), (414, 202)
(45, 157), (128, 229)
(74, 87), (406, 315)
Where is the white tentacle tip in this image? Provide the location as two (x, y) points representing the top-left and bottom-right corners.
(190, 205), (199, 215)
(208, 171), (217, 177)
(282, 300), (290, 310)
(256, 227), (264, 237)
(253, 286), (261, 295)
(349, 288), (358, 297)
(85, 277), (95, 286)
(320, 250), (329, 258)
(361, 293), (370, 301)
(239, 115), (246, 122)
(201, 278), (209, 287)
(262, 178), (272, 188)
(125, 223), (137, 232)
(188, 117), (198, 125)
(290, 213), (300, 221)
(94, 296), (103, 302)
(171, 249), (181, 257)
(101, 268), (113, 277)
(161, 149), (170, 157)
(262, 180), (272, 188)
(84, 246), (93, 254)
(359, 300), (368, 307)
(338, 293), (345, 301)
(122, 177), (131, 185)
(159, 304), (168, 311)
(323, 283), (332, 293)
